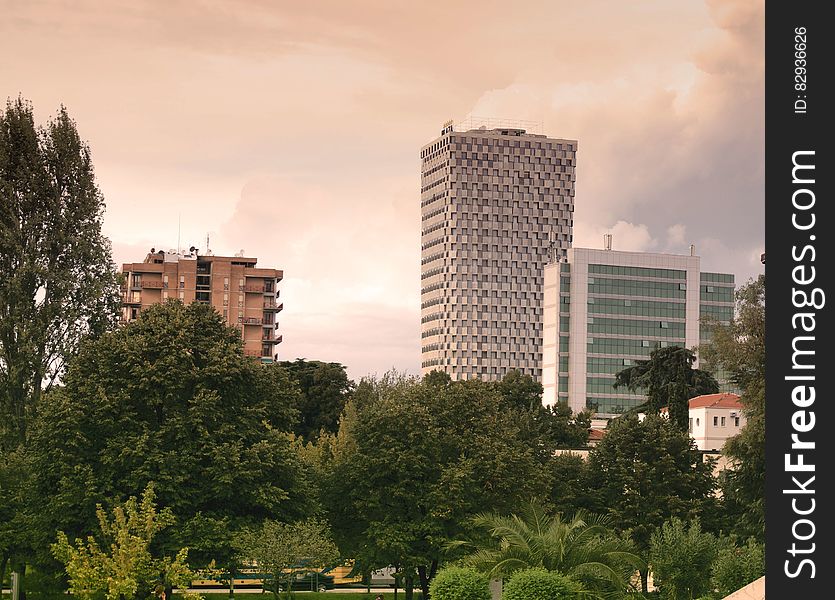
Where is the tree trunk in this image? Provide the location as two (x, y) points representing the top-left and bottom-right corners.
(417, 564), (433, 600)
(0, 555), (8, 596)
(16, 562), (26, 600)
(640, 568), (649, 594)
(404, 575), (414, 600)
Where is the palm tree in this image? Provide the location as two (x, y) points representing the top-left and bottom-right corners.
(450, 502), (644, 599)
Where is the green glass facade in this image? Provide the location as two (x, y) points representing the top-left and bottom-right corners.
(556, 262), (734, 415)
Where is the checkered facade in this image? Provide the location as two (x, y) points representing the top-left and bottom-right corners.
(420, 126), (577, 380)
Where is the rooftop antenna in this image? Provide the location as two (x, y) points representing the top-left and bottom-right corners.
(206, 232), (210, 255)
(177, 214), (181, 256)
(604, 233), (613, 251)
(548, 227), (557, 263)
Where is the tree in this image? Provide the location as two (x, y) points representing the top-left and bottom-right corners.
(0, 98), (120, 448)
(501, 568), (582, 600)
(320, 373), (552, 600)
(700, 275), (765, 541)
(614, 346), (718, 432)
(27, 301), (313, 576)
(277, 359), (354, 441)
(494, 369), (543, 412)
(428, 566), (491, 600)
(710, 537), (764, 598)
(539, 403), (592, 450)
(234, 519), (339, 599)
(649, 518), (717, 600)
(547, 454), (596, 522)
(51, 485), (196, 600)
(455, 502), (642, 597)
(585, 415), (717, 592)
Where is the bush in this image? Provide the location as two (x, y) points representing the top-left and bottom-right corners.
(711, 538), (764, 598)
(501, 568), (581, 600)
(649, 518), (717, 600)
(429, 566), (491, 600)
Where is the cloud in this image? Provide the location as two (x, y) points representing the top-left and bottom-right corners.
(2, 0), (764, 379)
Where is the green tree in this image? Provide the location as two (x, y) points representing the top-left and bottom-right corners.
(614, 346), (718, 432)
(320, 373), (552, 600)
(27, 301), (312, 577)
(234, 519), (339, 599)
(428, 566), (490, 600)
(540, 403), (592, 449)
(710, 538), (764, 598)
(494, 369), (543, 412)
(423, 370), (451, 389)
(455, 502), (642, 597)
(51, 485), (196, 600)
(649, 518), (717, 600)
(0, 98), (119, 447)
(585, 415), (717, 592)
(700, 276), (765, 541)
(548, 453), (596, 518)
(1, 96), (120, 592)
(278, 359), (354, 441)
(501, 568), (582, 600)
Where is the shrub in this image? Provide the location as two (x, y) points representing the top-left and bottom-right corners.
(501, 568), (581, 600)
(649, 518), (717, 600)
(429, 566), (491, 600)
(711, 538), (765, 598)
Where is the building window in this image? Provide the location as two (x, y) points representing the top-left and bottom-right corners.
(696, 418), (700, 426)
(162, 291), (168, 300)
(163, 275), (169, 288)
(223, 309), (228, 319)
(178, 290), (184, 299)
(721, 416), (726, 426)
(734, 416), (740, 427)
(689, 418), (693, 433)
(224, 277), (229, 290)
(179, 275), (185, 288)
(713, 416), (718, 426)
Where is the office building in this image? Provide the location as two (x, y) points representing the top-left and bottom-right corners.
(420, 119), (577, 380)
(542, 244), (734, 415)
(121, 249), (283, 363)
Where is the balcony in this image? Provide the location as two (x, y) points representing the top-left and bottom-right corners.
(262, 331), (283, 343)
(241, 284), (265, 293)
(263, 301), (284, 312)
(122, 295), (141, 305)
(238, 316), (263, 326)
(140, 280), (164, 289)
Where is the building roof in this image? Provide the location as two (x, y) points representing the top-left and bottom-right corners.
(588, 428), (607, 442)
(688, 393), (742, 410)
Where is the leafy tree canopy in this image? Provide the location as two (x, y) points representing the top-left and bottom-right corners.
(0, 98), (120, 448)
(585, 415), (717, 592)
(700, 275), (765, 541)
(52, 484), (196, 600)
(649, 518), (717, 600)
(320, 373), (552, 600)
(277, 359), (354, 442)
(28, 301), (313, 572)
(614, 346), (718, 432)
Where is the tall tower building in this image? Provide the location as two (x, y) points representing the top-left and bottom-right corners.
(420, 119), (577, 381)
(121, 249), (283, 363)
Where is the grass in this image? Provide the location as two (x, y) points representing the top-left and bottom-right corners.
(191, 595), (422, 600)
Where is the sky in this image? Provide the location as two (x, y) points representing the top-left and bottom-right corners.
(1, 0), (764, 380)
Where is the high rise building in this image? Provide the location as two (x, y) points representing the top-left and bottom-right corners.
(121, 249), (283, 363)
(542, 245), (735, 416)
(420, 119), (577, 381)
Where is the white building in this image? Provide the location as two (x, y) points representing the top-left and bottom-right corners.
(542, 245), (735, 416)
(685, 393), (746, 451)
